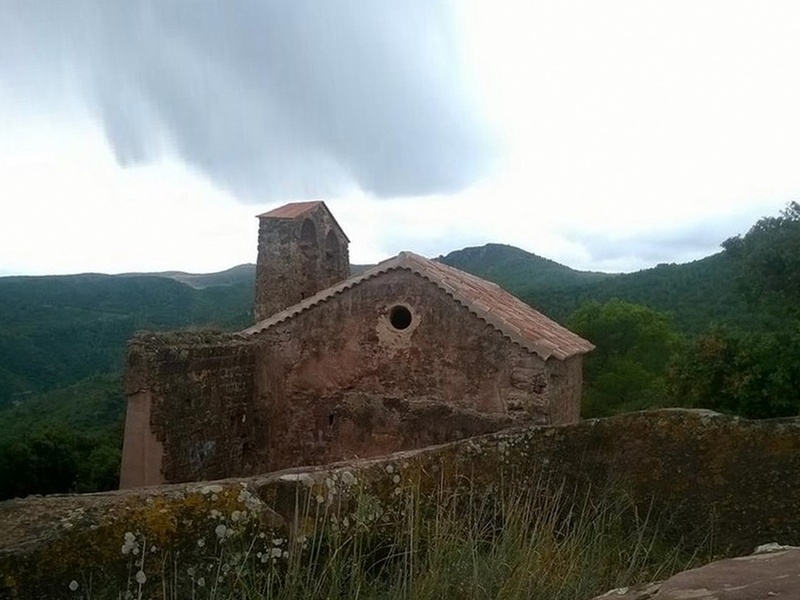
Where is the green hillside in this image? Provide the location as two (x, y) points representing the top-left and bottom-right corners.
(439, 243), (611, 298)
(122, 263), (256, 289)
(440, 245), (776, 334)
(0, 273), (253, 408)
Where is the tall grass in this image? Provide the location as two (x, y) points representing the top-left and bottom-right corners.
(179, 476), (707, 600)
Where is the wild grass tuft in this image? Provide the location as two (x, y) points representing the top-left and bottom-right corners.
(69, 475), (709, 600)
(200, 481), (700, 599)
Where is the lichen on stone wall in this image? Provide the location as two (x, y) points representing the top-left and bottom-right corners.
(1, 482), (284, 598)
(3, 410), (800, 598)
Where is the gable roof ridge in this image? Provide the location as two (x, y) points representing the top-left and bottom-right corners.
(241, 251), (594, 360)
(256, 201), (350, 243)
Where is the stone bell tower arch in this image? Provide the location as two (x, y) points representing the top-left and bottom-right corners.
(254, 201), (350, 322)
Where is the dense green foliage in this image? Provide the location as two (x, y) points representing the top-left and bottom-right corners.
(0, 271), (253, 499)
(0, 427), (120, 498)
(663, 203), (800, 418)
(0, 373), (125, 499)
(568, 300), (677, 417)
(722, 201), (800, 313)
(668, 327), (800, 419)
(0, 271), (253, 407)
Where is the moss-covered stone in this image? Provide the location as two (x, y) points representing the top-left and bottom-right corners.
(2, 410), (799, 598)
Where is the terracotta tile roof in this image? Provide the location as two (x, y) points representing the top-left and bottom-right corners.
(242, 252), (594, 360)
(256, 201), (324, 219)
(256, 201), (350, 242)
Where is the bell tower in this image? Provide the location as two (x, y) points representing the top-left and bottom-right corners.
(254, 201), (350, 322)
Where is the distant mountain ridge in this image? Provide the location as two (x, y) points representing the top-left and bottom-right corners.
(438, 243), (612, 297)
(118, 263), (375, 289)
(439, 243), (774, 334)
(0, 241), (776, 412)
(120, 264), (256, 289)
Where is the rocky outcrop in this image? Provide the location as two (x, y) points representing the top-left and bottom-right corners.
(2, 410), (799, 598)
(594, 546), (800, 599)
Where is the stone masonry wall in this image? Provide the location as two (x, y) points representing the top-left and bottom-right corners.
(122, 332), (261, 487)
(253, 269), (563, 471)
(547, 354), (583, 424)
(254, 207), (349, 322)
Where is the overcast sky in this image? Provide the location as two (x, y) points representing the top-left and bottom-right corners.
(1, 0), (798, 276)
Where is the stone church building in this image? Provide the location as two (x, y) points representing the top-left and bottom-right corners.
(120, 201), (594, 488)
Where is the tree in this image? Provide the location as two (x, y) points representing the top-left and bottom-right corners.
(0, 428), (120, 500)
(667, 327), (800, 419)
(723, 201), (800, 312)
(568, 300), (678, 417)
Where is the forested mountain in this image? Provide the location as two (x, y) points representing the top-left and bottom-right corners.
(440, 245), (777, 334)
(439, 243), (611, 297)
(0, 273), (253, 408)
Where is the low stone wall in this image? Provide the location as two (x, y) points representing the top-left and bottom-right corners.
(3, 410), (799, 598)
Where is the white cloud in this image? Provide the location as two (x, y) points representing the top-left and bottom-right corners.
(2, 1), (800, 275)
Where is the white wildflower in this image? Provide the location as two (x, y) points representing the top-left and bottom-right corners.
(340, 470), (356, 485)
(197, 538), (206, 548)
(135, 570), (147, 585)
(270, 547), (282, 558)
(230, 510), (242, 522)
(392, 474), (401, 484)
(215, 524), (227, 539)
(197, 577), (206, 587)
(68, 580), (79, 591)
(121, 531), (138, 555)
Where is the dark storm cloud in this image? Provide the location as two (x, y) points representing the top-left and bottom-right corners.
(1, 1), (495, 200)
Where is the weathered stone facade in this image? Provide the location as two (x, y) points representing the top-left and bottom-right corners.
(254, 201), (349, 322)
(252, 269), (554, 471)
(121, 333), (259, 487)
(120, 202), (593, 487)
